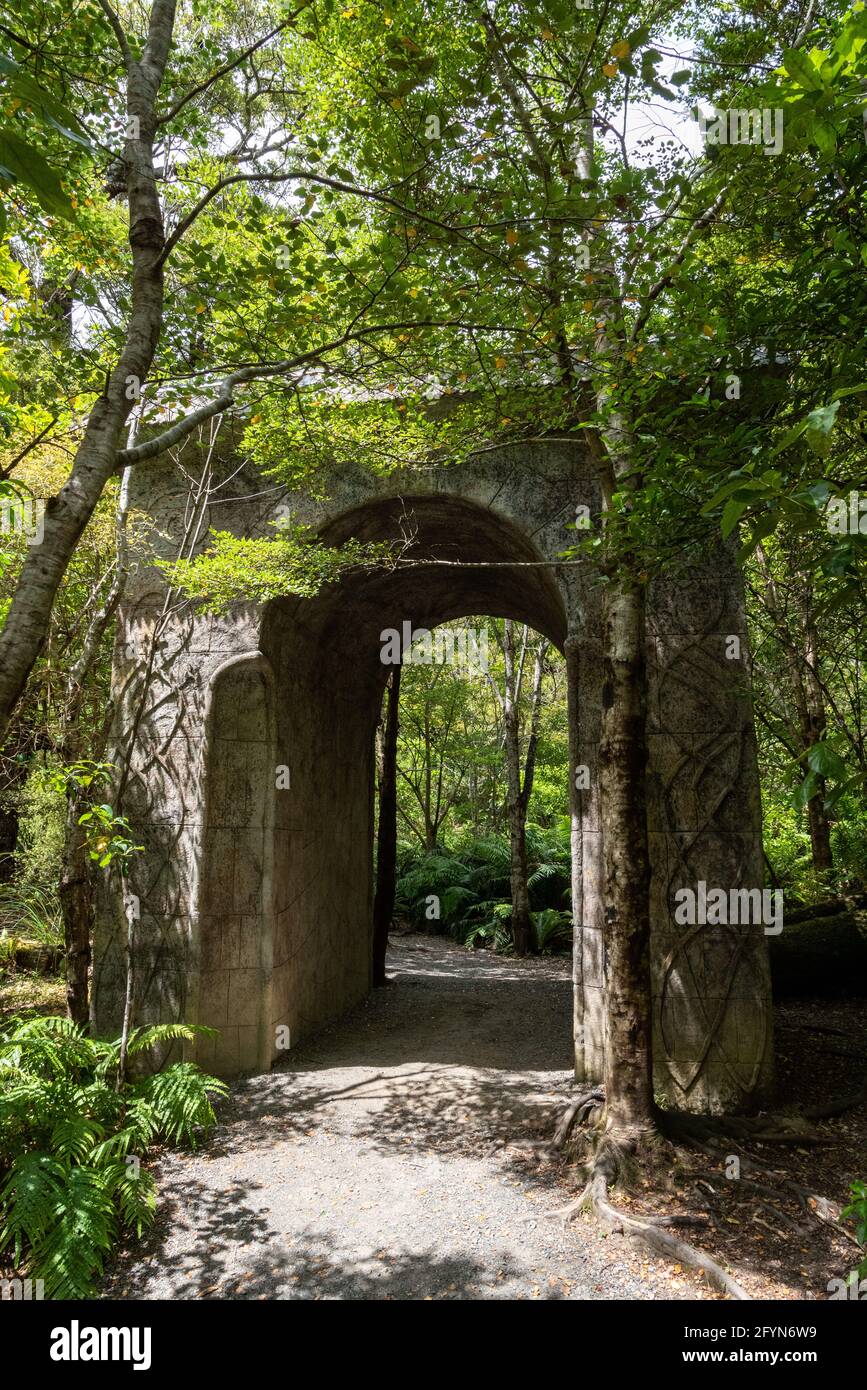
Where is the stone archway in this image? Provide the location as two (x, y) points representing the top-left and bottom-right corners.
(196, 651), (277, 1074)
(93, 437), (772, 1113)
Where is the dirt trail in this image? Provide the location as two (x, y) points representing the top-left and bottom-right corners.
(104, 938), (705, 1300)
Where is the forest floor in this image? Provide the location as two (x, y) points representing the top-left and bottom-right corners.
(0, 963), (64, 1017)
(99, 936), (864, 1302)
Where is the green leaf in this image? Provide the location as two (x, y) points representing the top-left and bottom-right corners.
(806, 741), (847, 781)
(795, 480), (833, 508)
(700, 476), (754, 512)
(804, 399), (840, 457)
(810, 118), (837, 155)
(721, 496), (747, 539)
(781, 47), (824, 90)
(0, 57), (90, 147)
(794, 770), (820, 809)
(0, 128), (73, 218)
(831, 382), (867, 401)
(769, 421), (807, 458)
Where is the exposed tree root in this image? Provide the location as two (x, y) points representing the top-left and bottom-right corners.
(547, 1080), (866, 1300)
(549, 1124), (751, 1299)
(675, 1127), (860, 1247)
(803, 1087), (867, 1121)
(551, 1087), (604, 1150)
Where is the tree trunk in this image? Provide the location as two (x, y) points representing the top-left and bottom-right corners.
(521, 637), (548, 814)
(506, 762), (532, 956)
(0, 1), (176, 739)
(55, 460), (134, 1029)
(59, 793), (92, 1025)
(598, 579), (655, 1142)
(503, 621), (533, 957)
(755, 547), (833, 875)
(117, 892), (137, 1088)
(802, 605), (833, 873)
(565, 635), (585, 1076)
(422, 702), (438, 852)
(372, 666), (400, 986)
(806, 794), (833, 874)
(0, 802), (19, 882)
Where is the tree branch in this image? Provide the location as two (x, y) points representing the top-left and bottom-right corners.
(114, 318), (526, 470)
(97, 0), (132, 64)
(156, 165), (501, 270)
(629, 183), (732, 344)
(157, 6), (311, 127)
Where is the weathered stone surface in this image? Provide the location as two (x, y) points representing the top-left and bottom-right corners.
(92, 439), (772, 1111)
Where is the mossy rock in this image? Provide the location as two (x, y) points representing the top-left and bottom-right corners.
(0, 936), (62, 975)
(770, 909), (867, 997)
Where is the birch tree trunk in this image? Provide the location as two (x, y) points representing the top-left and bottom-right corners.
(372, 666), (401, 986)
(0, 0), (176, 738)
(502, 621), (533, 957)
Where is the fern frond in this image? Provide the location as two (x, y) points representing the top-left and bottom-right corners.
(0, 1152), (67, 1266)
(131, 1063), (227, 1147)
(88, 1125), (140, 1167)
(125, 1022), (208, 1056)
(528, 861), (560, 887)
(104, 1161), (157, 1237)
(0, 1015), (97, 1082)
(441, 885), (478, 921)
(50, 1114), (106, 1164)
(122, 1096), (161, 1149)
(30, 1164), (117, 1299)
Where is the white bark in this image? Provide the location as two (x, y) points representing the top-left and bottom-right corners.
(0, 0), (177, 737)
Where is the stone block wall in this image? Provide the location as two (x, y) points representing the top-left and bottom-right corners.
(92, 443), (772, 1111)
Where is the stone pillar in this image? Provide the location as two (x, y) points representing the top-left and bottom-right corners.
(565, 557), (771, 1113)
(570, 621), (608, 1087)
(567, 628), (607, 1083)
(193, 651), (277, 1075)
(646, 558), (773, 1113)
(92, 594), (264, 1070)
(262, 602), (377, 1060)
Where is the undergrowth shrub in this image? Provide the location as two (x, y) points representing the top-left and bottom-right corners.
(842, 1181), (867, 1284)
(0, 1015), (227, 1298)
(394, 825), (571, 952)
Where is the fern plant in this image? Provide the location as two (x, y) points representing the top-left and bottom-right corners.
(532, 908), (573, 954)
(394, 853), (474, 927)
(464, 901), (514, 952)
(394, 827), (571, 948)
(842, 1180), (867, 1282)
(0, 1014), (227, 1298)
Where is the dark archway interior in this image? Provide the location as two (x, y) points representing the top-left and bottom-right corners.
(238, 493), (571, 1072)
(279, 493), (568, 673)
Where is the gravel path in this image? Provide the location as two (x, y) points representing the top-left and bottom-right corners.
(104, 938), (704, 1300)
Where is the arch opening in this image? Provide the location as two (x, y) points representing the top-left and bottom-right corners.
(220, 494), (572, 1072)
(95, 451), (772, 1115)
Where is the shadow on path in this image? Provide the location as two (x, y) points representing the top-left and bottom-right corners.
(102, 938), (697, 1301)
